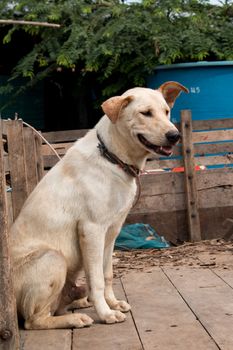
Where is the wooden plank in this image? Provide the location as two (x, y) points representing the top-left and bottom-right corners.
(131, 169), (233, 215)
(193, 154), (233, 166)
(192, 118), (233, 131)
(0, 119), (20, 350)
(6, 120), (28, 219)
(23, 127), (38, 195)
(41, 142), (73, 156)
(193, 142), (233, 156)
(140, 169), (233, 196)
(139, 172), (184, 197)
(193, 129), (233, 143)
(147, 153), (233, 170)
(43, 155), (60, 168)
(73, 279), (142, 350)
(122, 269), (218, 350)
(6, 191), (13, 228)
(132, 192), (185, 214)
(213, 269), (233, 289)
(181, 110), (201, 242)
(196, 168), (233, 190)
(164, 267), (233, 350)
(34, 133), (44, 181)
(4, 155), (10, 172)
(132, 179), (233, 214)
(20, 330), (71, 350)
(42, 129), (88, 143)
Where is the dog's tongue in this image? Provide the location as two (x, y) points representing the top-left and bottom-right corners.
(159, 146), (173, 156)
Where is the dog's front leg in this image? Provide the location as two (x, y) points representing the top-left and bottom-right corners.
(104, 240), (131, 313)
(79, 222), (126, 324)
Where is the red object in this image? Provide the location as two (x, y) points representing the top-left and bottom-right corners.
(172, 165), (206, 172)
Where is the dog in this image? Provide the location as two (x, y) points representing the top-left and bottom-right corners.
(10, 81), (188, 329)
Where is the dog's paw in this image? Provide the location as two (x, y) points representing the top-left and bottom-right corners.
(103, 310), (126, 324)
(107, 299), (131, 313)
(71, 313), (94, 328)
(70, 296), (93, 309)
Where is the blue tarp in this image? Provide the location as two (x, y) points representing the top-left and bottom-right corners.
(115, 223), (170, 250)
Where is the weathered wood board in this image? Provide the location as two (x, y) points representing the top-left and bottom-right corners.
(20, 330), (71, 350)
(164, 268), (233, 350)
(0, 119), (19, 350)
(128, 168), (233, 242)
(122, 269), (218, 350)
(72, 280), (142, 350)
(6, 120), (28, 219)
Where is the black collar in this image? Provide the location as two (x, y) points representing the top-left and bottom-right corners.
(97, 133), (141, 178)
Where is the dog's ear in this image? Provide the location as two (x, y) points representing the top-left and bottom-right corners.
(101, 96), (133, 123)
(158, 81), (189, 108)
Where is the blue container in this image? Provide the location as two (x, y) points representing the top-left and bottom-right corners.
(147, 61), (233, 123)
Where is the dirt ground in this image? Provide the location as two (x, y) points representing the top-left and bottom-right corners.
(113, 239), (233, 278)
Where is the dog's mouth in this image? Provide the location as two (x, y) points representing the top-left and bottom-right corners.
(137, 134), (173, 156)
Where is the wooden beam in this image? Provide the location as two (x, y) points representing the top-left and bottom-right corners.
(192, 118), (233, 130)
(0, 119), (20, 350)
(42, 129), (88, 143)
(7, 120), (28, 220)
(23, 127), (38, 195)
(192, 128), (233, 143)
(181, 110), (201, 242)
(34, 133), (44, 181)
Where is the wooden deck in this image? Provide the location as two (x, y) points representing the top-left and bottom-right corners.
(20, 266), (233, 350)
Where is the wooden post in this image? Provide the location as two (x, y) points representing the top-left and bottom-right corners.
(181, 110), (202, 242)
(35, 133), (44, 181)
(23, 127), (39, 195)
(0, 119), (20, 350)
(7, 120), (28, 219)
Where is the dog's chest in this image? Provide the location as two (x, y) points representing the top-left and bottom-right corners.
(80, 169), (137, 223)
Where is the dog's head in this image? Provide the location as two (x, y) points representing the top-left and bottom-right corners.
(101, 81), (188, 157)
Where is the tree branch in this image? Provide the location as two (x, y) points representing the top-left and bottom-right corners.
(0, 19), (61, 28)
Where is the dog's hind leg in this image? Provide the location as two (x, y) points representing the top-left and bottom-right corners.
(56, 282), (92, 315)
(17, 249), (93, 329)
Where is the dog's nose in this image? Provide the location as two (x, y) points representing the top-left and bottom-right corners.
(165, 130), (181, 144)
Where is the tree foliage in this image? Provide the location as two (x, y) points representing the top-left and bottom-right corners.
(0, 0), (233, 106)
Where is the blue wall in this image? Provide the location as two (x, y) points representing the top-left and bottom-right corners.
(147, 61), (233, 123)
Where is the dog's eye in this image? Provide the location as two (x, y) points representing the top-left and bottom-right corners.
(141, 110), (152, 117)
